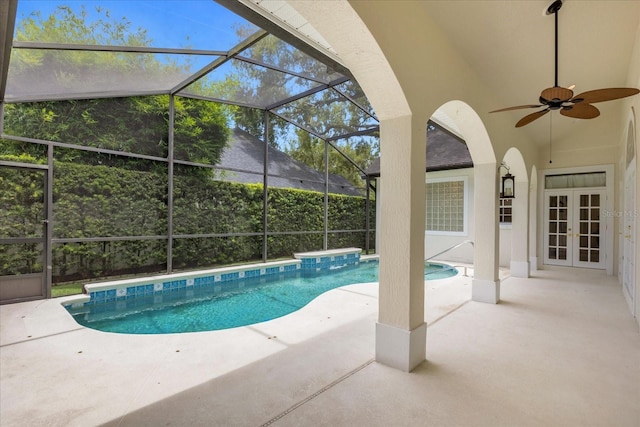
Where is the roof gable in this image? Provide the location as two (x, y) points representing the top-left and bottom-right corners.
(364, 120), (473, 177)
(218, 128), (363, 196)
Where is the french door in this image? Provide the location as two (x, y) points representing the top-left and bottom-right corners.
(544, 189), (606, 269)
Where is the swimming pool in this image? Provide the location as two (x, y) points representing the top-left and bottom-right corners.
(65, 260), (457, 334)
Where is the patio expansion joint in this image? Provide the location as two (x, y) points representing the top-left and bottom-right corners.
(259, 358), (375, 427)
(0, 326), (85, 348)
(428, 299), (471, 327)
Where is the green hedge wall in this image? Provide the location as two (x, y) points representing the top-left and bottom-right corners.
(1, 159), (374, 282)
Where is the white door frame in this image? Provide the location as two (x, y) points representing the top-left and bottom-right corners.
(540, 164), (614, 274)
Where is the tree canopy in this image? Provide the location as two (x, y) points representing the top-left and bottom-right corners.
(229, 27), (379, 188)
(3, 5), (231, 167)
(3, 4), (379, 185)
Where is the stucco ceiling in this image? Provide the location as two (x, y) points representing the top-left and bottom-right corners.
(245, 0), (640, 145)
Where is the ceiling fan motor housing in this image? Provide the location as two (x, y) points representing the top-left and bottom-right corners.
(545, 0), (564, 16)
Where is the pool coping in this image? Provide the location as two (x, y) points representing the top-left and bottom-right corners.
(65, 248), (365, 308)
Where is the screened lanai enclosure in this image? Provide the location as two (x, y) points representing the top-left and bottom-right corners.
(0, 0), (380, 303)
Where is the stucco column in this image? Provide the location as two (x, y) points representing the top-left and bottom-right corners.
(376, 114), (427, 372)
(510, 179), (530, 277)
(529, 176), (539, 271)
(473, 162), (501, 303)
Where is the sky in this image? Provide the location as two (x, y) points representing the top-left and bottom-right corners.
(15, 0), (254, 51)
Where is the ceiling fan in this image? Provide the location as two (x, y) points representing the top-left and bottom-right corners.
(490, 0), (639, 128)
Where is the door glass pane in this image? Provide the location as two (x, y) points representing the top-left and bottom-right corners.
(580, 222), (588, 234)
(591, 236), (599, 248)
(591, 194), (600, 206)
(550, 210), (557, 220)
(559, 222), (567, 233)
(559, 209), (567, 220)
(559, 235), (567, 246)
(549, 235), (557, 246)
(591, 223), (599, 234)
(549, 248), (557, 259)
(550, 196), (557, 207)
(591, 250), (599, 262)
(580, 236), (588, 248)
(591, 208), (599, 220)
(580, 249), (588, 261)
(558, 248), (567, 260)
(559, 196), (567, 207)
(550, 222), (557, 233)
(580, 194), (589, 206)
(580, 208), (588, 220)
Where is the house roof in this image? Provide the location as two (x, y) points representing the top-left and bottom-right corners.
(218, 128), (363, 196)
(364, 120), (473, 178)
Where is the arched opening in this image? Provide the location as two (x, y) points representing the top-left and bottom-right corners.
(502, 148), (529, 278)
(438, 101), (500, 303)
(287, 1), (503, 371)
(623, 107), (637, 319)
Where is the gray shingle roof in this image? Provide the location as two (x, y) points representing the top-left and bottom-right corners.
(364, 120), (473, 177)
(218, 128), (363, 196)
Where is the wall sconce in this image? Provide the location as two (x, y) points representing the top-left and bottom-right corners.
(500, 162), (515, 199)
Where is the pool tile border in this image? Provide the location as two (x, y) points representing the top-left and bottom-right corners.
(294, 248), (361, 271)
(71, 248), (363, 307)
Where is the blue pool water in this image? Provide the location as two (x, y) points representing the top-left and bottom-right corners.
(66, 260), (457, 334)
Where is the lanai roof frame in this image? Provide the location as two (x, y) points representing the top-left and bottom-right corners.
(0, 0), (379, 147)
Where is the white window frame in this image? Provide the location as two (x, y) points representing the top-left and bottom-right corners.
(499, 197), (513, 227)
(425, 176), (469, 236)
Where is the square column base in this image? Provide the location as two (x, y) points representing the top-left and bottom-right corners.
(375, 322), (427, 372)
(530, 256), (539, 272)
(472, 278), (500, 304)
(510, 260), (529, 278)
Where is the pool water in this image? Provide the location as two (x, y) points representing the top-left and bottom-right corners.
(66, 260), (457, 334)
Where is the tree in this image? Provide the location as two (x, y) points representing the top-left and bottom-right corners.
(3, 5), (231, 167)
(227, 25), (379, 187)
(283, 129), (379, 189)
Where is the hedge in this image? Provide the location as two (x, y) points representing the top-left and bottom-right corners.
(1, 159), (375, 283)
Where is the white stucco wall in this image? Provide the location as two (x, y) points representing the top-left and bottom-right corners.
(376, 167), (513, 268)
(423, 168), (474, 264)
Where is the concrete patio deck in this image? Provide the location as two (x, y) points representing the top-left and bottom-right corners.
(1, 267), (638, 426)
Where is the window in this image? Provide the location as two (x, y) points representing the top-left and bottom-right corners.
(499, 198), (512, 224)
(425, 177), (467, 234)
(545, 172), (606, 189)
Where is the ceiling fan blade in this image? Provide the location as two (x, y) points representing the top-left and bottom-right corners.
(515, 109), (549, 127)
(571, 88), (640, 104)
(490, 105), (543, 113)
(560, 103), (600, 119)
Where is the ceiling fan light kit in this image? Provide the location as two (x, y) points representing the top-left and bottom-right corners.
(490, 0), (639, 127)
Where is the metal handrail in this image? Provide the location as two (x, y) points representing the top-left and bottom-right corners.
(425, 240), (474, 262)
(425, 240), (474, 278)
